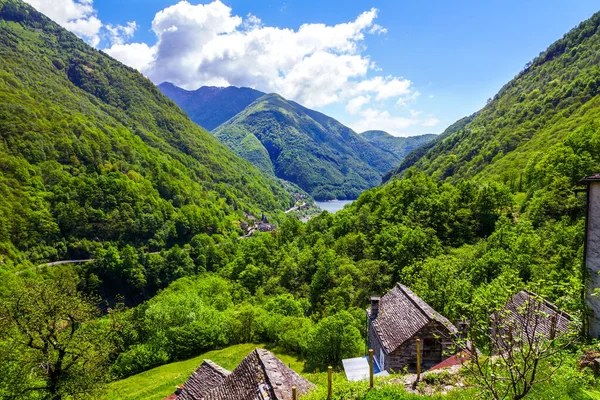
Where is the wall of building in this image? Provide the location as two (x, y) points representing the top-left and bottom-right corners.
(586, 181), (600, 338)
(367, 322), (386, 370)
(369, 321), (455, 373)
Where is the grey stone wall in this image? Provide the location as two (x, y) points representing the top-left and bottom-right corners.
(368, 320), (455, 373)
(586, 182), (600, 338)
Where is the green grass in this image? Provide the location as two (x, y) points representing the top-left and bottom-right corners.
(102, 344), (305, 400)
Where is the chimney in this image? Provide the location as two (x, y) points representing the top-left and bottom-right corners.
(581, 174), (600, 338)
(370, 296), (380, 319)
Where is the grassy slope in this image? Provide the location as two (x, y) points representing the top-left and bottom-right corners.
(106, 342), (600, 400)
(389, 11), (600, 188)
(103, 344), (305, 400)
(214, 94), (398, 200)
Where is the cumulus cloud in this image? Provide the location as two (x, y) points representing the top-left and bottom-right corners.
(104, 1), (419, 110)
(350, 108), (440, 136)
(346, 95), (371, 115)
(422, 117), (440, 127)
(24, 0), (137, 47)
(106, 21), (138, 45)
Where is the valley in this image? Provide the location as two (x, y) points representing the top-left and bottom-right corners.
(160, 84), (436, 201)
(1, 1), (600, 400)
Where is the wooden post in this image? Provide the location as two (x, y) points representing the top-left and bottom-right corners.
(327, 366), (333, 400)
(368, 348), (374, 389)
(416, 338), (421, 381)
(292, 385), (297, 400)
(550, 314), (557, 340)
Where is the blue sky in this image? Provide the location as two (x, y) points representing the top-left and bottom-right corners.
(25, 0), (600, 136)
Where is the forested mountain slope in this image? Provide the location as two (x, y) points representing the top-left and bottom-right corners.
(213, 93), (399, 200)
(390, 11), (600, 191)
(360, 130), (436, 163)
(0, 0), (291, 268)
(157, 83), (264, 131)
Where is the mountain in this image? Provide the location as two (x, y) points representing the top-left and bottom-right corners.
(387, 11), (600, 189)
(213, 93), (399, 200)
(158, 82), (264, 131)
(382, 114), (477, 182)
(0, 0), (291, 266)
(360, 130), (436, 163)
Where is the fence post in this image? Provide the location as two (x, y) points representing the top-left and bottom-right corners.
(368, 348), (374, 389)
(292, 385), (297, 400)
(416, 338), (421, 381)
(327, 365), (332, 399)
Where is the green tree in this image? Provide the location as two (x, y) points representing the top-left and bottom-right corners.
(305, 311), (363, 368)
(0, 279), (112, 399)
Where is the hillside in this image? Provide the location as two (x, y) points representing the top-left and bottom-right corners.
(213, 93), (399, 200)
(157, 83), (264, 131)
(360, 130), (436, 163)
(0, 0), (291, 267)
(389, 11), (600, 189)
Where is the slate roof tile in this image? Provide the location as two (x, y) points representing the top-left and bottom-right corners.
(367, 284), (458, 353)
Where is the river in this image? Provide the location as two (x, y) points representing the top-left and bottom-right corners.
(314, 200), (354, 213)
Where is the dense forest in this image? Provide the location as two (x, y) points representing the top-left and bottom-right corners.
(0, 0), (292, 270)
(2, 0), (600, 399)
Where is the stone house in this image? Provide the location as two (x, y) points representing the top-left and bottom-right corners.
(491, 290), (574, 348)
(367, 283), (459, 373)
(174, 348), (313, 400)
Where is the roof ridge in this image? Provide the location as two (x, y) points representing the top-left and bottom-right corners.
(396, 283), (433, 321)
(201, 359), (231, 376)
(519, 290), (573, 320)
(255, 348), (278, 399)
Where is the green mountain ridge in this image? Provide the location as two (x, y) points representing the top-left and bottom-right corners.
(213, 93), (400, 200)
(0, 0), (291, 267)
(157, 82), (264, 131)
(388, 11), (600, 188)
(360, 130), (437, 163)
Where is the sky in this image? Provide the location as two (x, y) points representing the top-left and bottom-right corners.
(24, 0), (600, 137)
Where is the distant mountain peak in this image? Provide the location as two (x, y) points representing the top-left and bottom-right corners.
(158, 83), (265, 131)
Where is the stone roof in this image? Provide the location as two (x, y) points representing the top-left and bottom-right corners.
(177, 348), (314, 400)
(494, 290), (574, 341)
(177, 360), (231, 400)
(580, 173), (600, 183)
(367, 284), (458, 353)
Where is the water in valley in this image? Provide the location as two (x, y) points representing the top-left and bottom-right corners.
(314, 200), (354, 213)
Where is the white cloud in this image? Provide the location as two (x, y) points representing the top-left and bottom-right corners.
(106, 21), (138, 45)
(24, 0), (137, 48)
(24, 0), (102, 45)
(369, 24), (387, 35)
(104, 42), (156, 72)
(350, 108), (440, 136)
(396, 90), (420, 106)
(104, 1), (419, 109)
(351, 108), (419, 136)
(421, 117), (440, 127)
(346, 95), (371, 115)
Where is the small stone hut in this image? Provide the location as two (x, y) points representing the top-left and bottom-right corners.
(367, 283), (459, 373)
(174, 348), (313, 400)
(491, 290), (574, 348)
